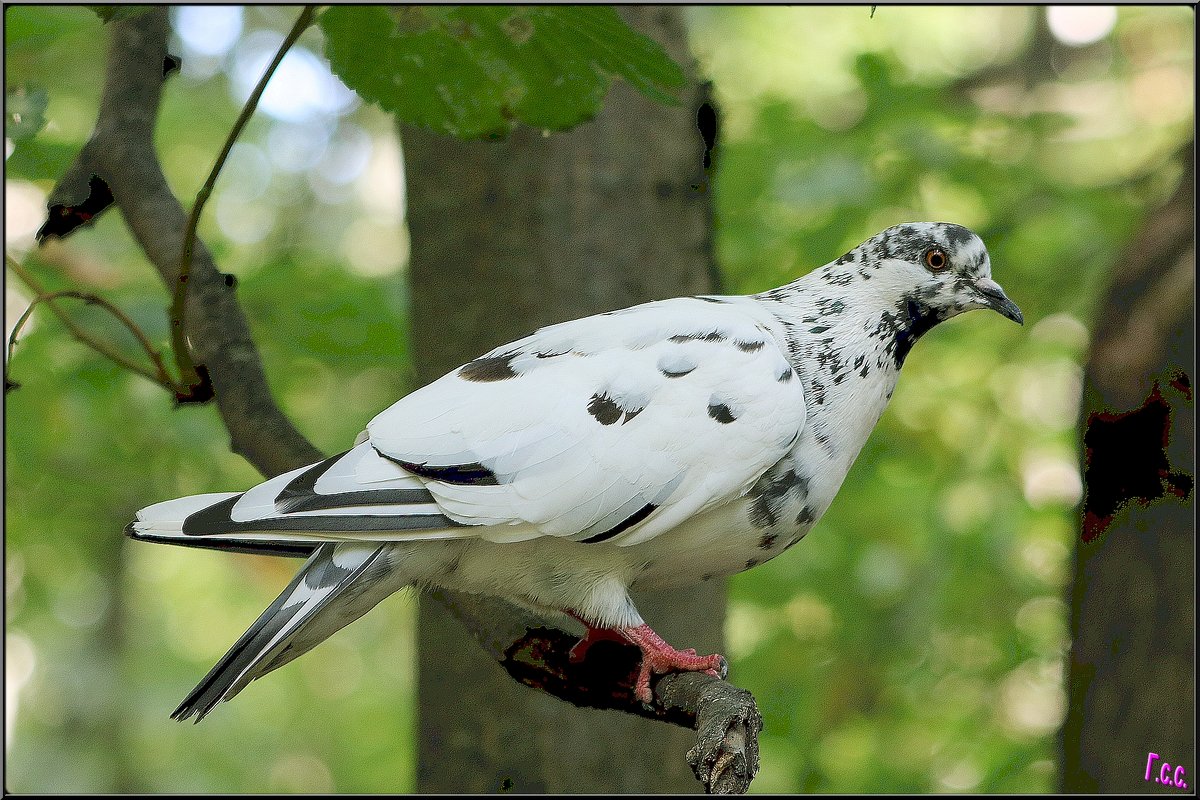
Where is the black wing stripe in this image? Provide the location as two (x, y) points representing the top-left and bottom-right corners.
(580, 502), (657, 544)
(181, 494), (463, 536)
(275, 451), (437, 514)
(372, 446), (499, 486)
(125, 521), (317, 557)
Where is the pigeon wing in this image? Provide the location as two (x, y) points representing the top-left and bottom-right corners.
(367, 297), (807, 546)
(133, 298), (806, 549)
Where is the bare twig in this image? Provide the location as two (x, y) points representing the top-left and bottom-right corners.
(172, 5), (315, 391)
(6, 255), (177, 391)
(46, 7), (322, 473)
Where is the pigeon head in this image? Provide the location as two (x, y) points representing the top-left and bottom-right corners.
(856, 222), (1023, 326)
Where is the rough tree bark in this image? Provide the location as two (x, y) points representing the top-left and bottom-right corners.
(1061, 146), (1194, 792)
(403, 7), (737, 793)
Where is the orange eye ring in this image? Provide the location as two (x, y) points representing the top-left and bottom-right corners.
(924, 247), (948, 270)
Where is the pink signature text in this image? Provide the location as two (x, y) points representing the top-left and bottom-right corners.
(1146, 753), (1189, 790)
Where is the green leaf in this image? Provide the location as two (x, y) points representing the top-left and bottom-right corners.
(4, 6), (95, 53)
(4, 138), (78, 180)
(87, 5), (153, 24)
(318, 6), (685, 140)
(5, 84), (48, 142)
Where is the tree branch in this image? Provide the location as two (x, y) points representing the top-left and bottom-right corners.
(46, 9), (760, 792)
(173, 6), (315, 392)
(435, 588), (761, 793)
(46, 7), (321, 475)
(6, 254), (177, 392)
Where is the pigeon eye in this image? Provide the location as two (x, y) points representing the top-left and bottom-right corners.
(924, 248), (948, 271)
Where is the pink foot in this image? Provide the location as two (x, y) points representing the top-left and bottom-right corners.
(618, 623), (727, 704)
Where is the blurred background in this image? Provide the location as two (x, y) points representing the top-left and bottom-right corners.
(4, 5), (1193, 792)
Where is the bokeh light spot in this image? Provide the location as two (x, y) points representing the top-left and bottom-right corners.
(1047, 6), (1118, 47)
(175, 6), (244, 57)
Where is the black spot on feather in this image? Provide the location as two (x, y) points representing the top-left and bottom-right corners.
(735, 339), (765, 353)
(811, 379), (826, 405)
(587, 392), (643, 425)
(459, 352), (519, 382)
(708, 401), (736, 424)
(587, 393), (623, 425)
(671, 331), (726, 344)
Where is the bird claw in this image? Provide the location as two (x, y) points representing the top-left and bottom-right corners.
(619, 623), (728, 705)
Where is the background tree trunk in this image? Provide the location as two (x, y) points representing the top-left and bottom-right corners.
(402, 7), (723, 793)
(1060, 147), (1194, 792)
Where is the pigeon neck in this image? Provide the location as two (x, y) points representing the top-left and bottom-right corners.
(804, 263), (949, 370)
(887, 297), (946, 369)
(755, 268), (951, 429)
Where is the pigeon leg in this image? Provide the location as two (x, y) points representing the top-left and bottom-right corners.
(617, 623), (728, 705)
(566, 612), (728, 702)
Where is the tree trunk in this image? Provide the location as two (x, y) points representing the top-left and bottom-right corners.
(1061, 147), (1194, 792)
(402, 8), (721, 793)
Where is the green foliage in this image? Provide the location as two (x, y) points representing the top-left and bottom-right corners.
(87, 6), (155, 24)
(319, 5), (684, 139)
(5, 84), (48, 141)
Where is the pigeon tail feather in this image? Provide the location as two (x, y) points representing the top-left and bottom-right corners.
(172, 543), (388, 722)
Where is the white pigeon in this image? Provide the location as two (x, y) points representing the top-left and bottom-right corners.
(129, 222), (1022, 718)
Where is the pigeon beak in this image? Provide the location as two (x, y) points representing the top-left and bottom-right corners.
(975, 278), (1023, 325)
